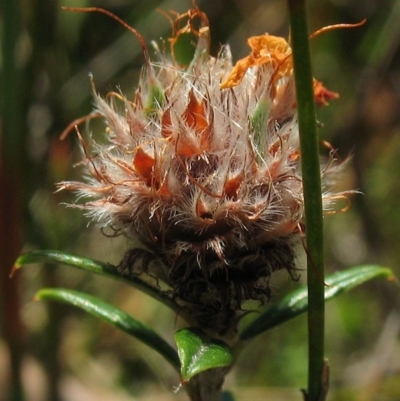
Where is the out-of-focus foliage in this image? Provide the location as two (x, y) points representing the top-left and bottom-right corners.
(1, 0), (400, 400)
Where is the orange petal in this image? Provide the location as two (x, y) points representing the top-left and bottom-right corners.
(178, 90), (211, 156)
(133, 147), (155, 183)
(184, 90), (208, 131)
(220, 34), (292, 89)
(220, 56), (257, 89)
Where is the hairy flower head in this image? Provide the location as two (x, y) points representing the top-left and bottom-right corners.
(59, 8), (346, 333)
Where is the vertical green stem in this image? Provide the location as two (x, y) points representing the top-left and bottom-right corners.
(287, 1), (326, 400)
(0, 0), (25, 400)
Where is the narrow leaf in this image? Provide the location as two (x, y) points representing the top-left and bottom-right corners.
(13, 250), (180, 314)
(174, 328), (233, 382)
(35, 288), (180, 371)
(240, 265), (394, 340)
(14, 250), (114, 276)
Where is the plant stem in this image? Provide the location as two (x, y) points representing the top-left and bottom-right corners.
(0, 0), (25, 399)
(185, 369), (225, 401)
(287, 1), (326, 400)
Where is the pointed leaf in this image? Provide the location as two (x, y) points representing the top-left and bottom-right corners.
(174, 328), (233, 382)
(35, 288), (180, 371)
(14, 250), (115, 276)
(13, 250), (180, 314)
(240, 265), (395, 340)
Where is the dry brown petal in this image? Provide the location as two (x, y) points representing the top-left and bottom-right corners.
(220, 34), (292, 89)
(223, 175), (243, 200)
(133, 147), (155, 184)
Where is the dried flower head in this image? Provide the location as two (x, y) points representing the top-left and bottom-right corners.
(59, 8), (346, 334)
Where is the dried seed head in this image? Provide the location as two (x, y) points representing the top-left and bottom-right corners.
(59, 8), (347, 334)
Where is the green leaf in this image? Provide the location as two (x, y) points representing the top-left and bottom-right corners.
(240, 265), (395, 340)
(35, 288), (180, 371)
(13, 250), (180, 314)
(14, 250), (115, 276)
(174, 328), (233, 382)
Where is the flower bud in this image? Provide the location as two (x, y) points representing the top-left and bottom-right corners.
(59, 8), (347, 334)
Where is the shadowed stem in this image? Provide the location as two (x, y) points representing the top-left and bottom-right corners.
(185, 369), (225, 401)
(287, 1), (326, 400)
(0, 0), (25, 400)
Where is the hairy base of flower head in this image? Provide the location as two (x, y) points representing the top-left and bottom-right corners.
(118, 235), (300, 334)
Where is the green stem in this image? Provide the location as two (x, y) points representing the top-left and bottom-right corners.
(0, 0), (25, 399)
(287, 1), (326, 400)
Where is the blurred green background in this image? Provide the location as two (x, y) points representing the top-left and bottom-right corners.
(1, 0), (400, 400)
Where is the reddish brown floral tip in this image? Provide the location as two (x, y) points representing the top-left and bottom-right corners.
(223, 174), (243, 200)
(313, 79), (340, 107)
(133, 147), (155, 185)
